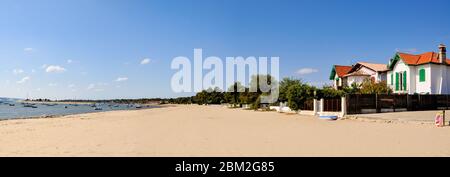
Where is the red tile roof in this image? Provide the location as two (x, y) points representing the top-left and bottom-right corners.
(334, 65), (352, 77)
(398, 52), (450, 65)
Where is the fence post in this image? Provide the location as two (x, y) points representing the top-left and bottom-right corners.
(341, 96), (347, 117)
(393, 94), (396, 112)
(320, 98), (324, 113)
(375, 94), (380, 113)
(356, 94), (359, 114)
(313, 99), (318, 116)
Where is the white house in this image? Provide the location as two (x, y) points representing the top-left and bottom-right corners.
(386, 44), (449, 94)
(329, 65), (352, 89)
(330, 62), (388, 89)
(344, 62), (388, 86)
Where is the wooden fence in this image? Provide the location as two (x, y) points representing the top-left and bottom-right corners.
(302, 99), (314, 111)
(346, 94), (450, 114)
(323, 97), (342, 112)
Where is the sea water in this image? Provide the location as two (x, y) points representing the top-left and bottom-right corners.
(0, 102), (157, 120)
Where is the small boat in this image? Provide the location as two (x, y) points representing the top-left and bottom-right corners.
(23, 103), (37, 108)
(319, 115), (338, 121)
(9, 104), (15, 106)
(135, 105), (142, 109)
(94, 107), (103, 110)
(43, 103), (57, 106)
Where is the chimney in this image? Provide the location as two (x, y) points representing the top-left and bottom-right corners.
(439, 44), (446, 63)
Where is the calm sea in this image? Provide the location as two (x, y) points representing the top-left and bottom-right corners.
(0, 101), (157, 120)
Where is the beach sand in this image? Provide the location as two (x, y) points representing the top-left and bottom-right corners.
(0, 105), (449, 157)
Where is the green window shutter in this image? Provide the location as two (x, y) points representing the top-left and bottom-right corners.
(395, 72), (399, 91)
(391, 74), (393, 85)
(419, 68), (425, 82)
(403, 71), (407, 90)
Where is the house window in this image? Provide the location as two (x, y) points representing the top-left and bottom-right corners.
(419, 68), (425, 82)
(335, 78), (340, 87)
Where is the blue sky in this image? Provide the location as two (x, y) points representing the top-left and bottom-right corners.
(0, 0), (449, 99)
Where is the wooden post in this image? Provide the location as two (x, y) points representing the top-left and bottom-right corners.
(444, 110), (446, 126)
(393, 94), (396, 112)
(375, 94), (381, 113)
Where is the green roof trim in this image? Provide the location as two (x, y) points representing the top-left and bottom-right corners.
(329, 66), (336, 80)
(387, 53), (401, 70)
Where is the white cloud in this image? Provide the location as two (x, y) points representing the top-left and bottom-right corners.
(115, 77), (128, 82)
(45, 65), (66, 73)
(41, 64), (48, 69)
(13, 69), (24, 75)
(48, 83), (58, 87)
(17, 76), (30, 84)
(140, 58), (151, 65)
(87, 83), (108, 91)
(67, 59), (73, 64)
(296, 68), (319, 75)
(36, 88), (42, 91)
(87, 84), (95, 90)
(94, 88), (105, 92)
(31, 69), (36, 73)
(24, 48), (34, 52)
(68, 84), (75, 88)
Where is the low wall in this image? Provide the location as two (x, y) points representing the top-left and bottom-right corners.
(272, 98), (346, 118)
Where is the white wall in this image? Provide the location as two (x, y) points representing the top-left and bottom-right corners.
(346, 75), (368, 86)
(391, 60), (411, 94)
(415, 64), (431, 94)
(429, 64), (450, 94)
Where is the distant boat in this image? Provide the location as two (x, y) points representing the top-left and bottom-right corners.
(94, 107), (103, 110)
(319, 115), (338, 121)
(23, 103), (37, 108)
(9, 104), (15, 106)
(135, 105), (143, 109)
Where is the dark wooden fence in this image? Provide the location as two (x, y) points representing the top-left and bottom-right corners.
(346, 94), (450, 114)
(323, 97), (341, 112)
(301, 99), (314, 111)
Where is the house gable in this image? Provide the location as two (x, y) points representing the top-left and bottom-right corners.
(329, 65), (352, 80)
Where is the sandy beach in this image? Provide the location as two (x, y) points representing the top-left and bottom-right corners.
(0, 105), (449, 157)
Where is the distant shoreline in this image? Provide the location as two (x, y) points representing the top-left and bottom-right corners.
(20, 100), (162, 106)
(20, 100), (94, 105)
(0, 102), (164, 122)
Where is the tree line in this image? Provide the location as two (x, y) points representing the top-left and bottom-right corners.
(50, 75), (391, 112)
